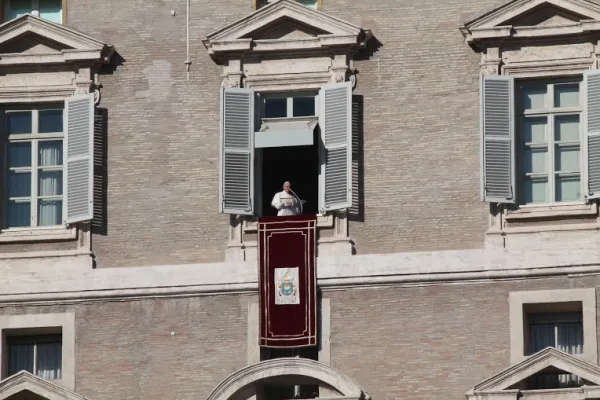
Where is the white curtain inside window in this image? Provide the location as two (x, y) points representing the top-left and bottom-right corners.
(38, 141), (63, 226)
(36, 342), (62, 380)
(8, 343), (34, 375)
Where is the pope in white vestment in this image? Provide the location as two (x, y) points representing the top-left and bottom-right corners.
(271, 181), (301, 216)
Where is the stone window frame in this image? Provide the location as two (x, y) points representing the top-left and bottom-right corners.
(1, 0), (68, 24)
(509, 288), (597, 365)
(0, 312), (75, 390)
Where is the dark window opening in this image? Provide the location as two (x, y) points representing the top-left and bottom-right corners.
(260, 346), (319, 400)
(6, 333), (62, 380)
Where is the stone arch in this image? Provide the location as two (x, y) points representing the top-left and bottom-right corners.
(207, 358), (370, 400)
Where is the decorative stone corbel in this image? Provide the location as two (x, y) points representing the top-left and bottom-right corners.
(479, 47), (501, 76)
(222, 75), (242, 88)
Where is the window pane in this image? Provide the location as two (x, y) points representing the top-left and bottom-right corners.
(557, 322), (583, 355)
(555, 146), (580, 172)
(8, 0), (32, 19)
(7, 111), (32, 134)
(523, 117), (547, 143)
(36, 341), (62, 379)
(556, 176), (581, 202)
(555, 115), (580, 142)
(529, 323), (555, 354)
(554, 84), (580, 108)
(293, 96), (315, 117)
(39, 110), (63, 133)
(38, 199), (62, 226)
(39, 170), (63, 196)
(8, 343), (34, 376)
(522, 86), (547, 110)
(38, 0), (62, 23)
(524, 149), (547, 174)
(8, 142), (32, 168)
(265, 98), (287, 118)
(8, 171), (31, 197)
(39, 140), (63, 166)
(7, 201), (31, 227)
(524, 178), (548, 204)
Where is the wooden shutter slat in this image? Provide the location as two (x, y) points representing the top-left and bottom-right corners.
(586, 71), (600, 200)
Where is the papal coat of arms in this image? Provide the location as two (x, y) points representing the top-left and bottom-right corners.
(275, 267), (299, 305)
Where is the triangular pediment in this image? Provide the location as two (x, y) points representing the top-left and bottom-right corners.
(461, 0), (600, 44)
(0, 13), (112, 65)
(469, 348), (600, 394)
(0, 371), (86, 400)
(206, 0), (362, 41)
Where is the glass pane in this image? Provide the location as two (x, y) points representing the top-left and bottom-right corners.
(524, 149), (547, 174)
(39, 0), (62, 23)
(39, 110), (63, 133)
(38, 140), (63, 166)
(524, 178), (548, 204)
(522, 86), (547, 110)
(38, 199), (62, 226)
(297, 0), (317, 8)
(38, 170), (63, 196)
(8, 142), (32, 168)
(8, 343), (34, 375)
(555, 146), (580, 172)
(523, 117), (547, 143)
(264, 98), (287, 118)
(529, 323), (555, 354)
(557, 322), (583, 355)
(8, 0), (32, 20)
(556, 176), (581, 202)
(8, 171), (31, 197)
(7, 201), (31, 228)
(554, 83), (580, 108)
(293, 96), (315, 117)
(7, 111), (32, 134)
(555, 115), (580, 142)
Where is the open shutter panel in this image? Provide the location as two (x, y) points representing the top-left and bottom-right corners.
(585, 70), (600, 200)
(64, 93), (94, 224)
(220, 87), (255, 214)
(319, 81), (352, 212)
(481, 76), (515, 203)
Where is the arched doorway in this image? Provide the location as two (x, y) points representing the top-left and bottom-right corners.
(207, 358), (370, 400)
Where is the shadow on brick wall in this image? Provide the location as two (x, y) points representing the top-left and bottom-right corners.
(348, 95), (364, 222)
(92, 108), (108, 236)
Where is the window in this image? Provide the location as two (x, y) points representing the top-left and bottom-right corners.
(518, 80), (582, 205)
(6, 333), (62, 380)
(4, 0), (63, 23)
(256, 0), (318, 9)
(526, 311), (583, 355)
(4, 107), (64, 228)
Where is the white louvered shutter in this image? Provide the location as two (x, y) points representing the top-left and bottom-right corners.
(585, 70), (600, 200)
(64, 94), (94, 224)
(220, 87), (255, 214)
(319, 82), (352, 212)
(481, 76), (515, 203)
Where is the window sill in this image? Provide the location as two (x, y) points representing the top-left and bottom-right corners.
(0, 226), (76, 242)
(504, 203), (597, 221)
(243, 213), (334, 232)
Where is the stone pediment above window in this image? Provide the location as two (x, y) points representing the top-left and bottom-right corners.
(468, 348), (600, 397)
(460, 0), (600, 47)
(0, 13), (113, 67)
(0, 371), (86, 400)
(203, 0), (370, 63)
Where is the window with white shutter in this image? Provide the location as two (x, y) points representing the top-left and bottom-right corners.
(64, 93), (94, 224)
(220, 87), (255, 215)
(585, 70), (600, 200)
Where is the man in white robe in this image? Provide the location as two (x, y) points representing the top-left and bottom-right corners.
(271, 181), (301, 216)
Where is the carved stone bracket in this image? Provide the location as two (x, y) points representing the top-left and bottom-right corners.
(222, 75), (242, 88)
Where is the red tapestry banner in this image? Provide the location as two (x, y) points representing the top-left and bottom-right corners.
(258, 215), (317, 348)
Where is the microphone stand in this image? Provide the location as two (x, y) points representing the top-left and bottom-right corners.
(288, 188), (303, 215)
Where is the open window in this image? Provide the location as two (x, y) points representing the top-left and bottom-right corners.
(2, 0), (65, 23)
(219, 82), (352, 216)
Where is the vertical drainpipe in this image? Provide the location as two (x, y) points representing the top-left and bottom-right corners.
(185, 0), (191, 81)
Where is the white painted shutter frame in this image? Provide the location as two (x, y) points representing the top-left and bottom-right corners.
(64, 93), (94, 224)
(481, 76), (515, 203)
(319, 81), (352, 211)
(585, 70), (600, 200)
(220, 87), (255, 214)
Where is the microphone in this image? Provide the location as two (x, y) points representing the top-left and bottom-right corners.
(288, 188), (303, 215)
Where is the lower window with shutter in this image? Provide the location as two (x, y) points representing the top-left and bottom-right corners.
(6, 333), (62, 380)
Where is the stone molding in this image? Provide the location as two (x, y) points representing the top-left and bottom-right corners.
(207, 358), (369, 400)
(0, 371), (84, 400)
(508, 288), (597, 364)
(0, 313), (75, 391)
